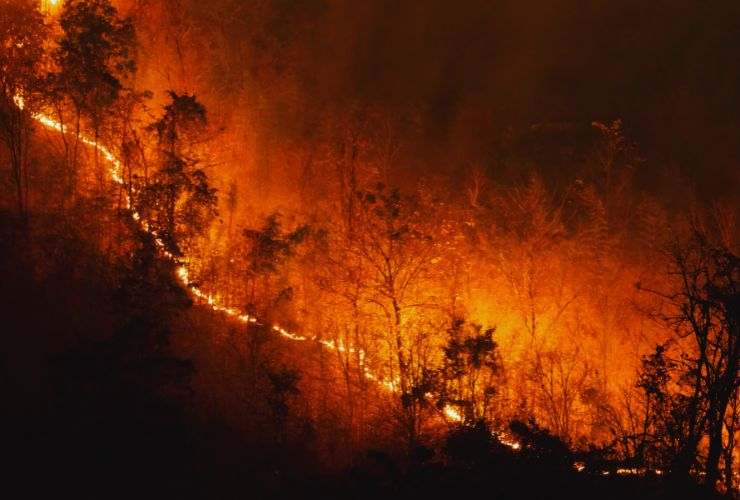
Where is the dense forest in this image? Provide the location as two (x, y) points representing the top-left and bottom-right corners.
(1, 1), (738, 498)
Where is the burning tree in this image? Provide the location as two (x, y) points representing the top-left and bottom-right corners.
(349, 183), (441, 449)
(0, 0), (47, 220)
(639, 211), (739, 490)
(47, 0), (135, 197)
(633, 344), (680, 471)
(436, 319), (504, 426)
(135, 92), (217, 258)
(239, 213), (309, 318)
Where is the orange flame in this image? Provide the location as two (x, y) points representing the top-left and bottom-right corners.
(22, 93), (526, 452)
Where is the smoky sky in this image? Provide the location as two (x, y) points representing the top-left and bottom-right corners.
(152, 0), (740, 196)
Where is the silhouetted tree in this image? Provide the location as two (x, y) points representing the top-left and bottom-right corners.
(135, 92), (217, 257)
(530, 345), (593, 441)
(639, 216), (739, 490)
(113, 225), (191, 353)
(267, 366), (301, 445)
(670, 226), (739, 490)
(352, 183), (438, 450)
(634, 344), (677, 470)
(0, 0), (47, 219)
(49, 0), (135, 195)
(240, 213), (309, 316)
(437, 319), (503, 425)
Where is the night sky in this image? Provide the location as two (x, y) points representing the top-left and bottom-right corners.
(211, 0), (740, 195)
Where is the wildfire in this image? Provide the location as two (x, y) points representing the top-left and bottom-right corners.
(21, 94), (521, 451)
(21, 0), (509, 444)
(22, 97), (527, 450)
(41, 0), (60, 14)
(25, 97), (677, 474)
(13, 2), (731, 491)
(495, 432), (522, 450)
(443, 405), (462, 421)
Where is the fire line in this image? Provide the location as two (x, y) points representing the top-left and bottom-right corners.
(20, 94), (670, 473)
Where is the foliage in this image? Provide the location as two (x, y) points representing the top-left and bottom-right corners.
(509, 418), (573, 469)
(437, 318), (503, 425)
(135, 92), (217, 256)
(52, 0), (135, 125)
(0, 0), (47, 102)
(633, 344), (680, 470)
(238, 212), (309, 315)
(443, 419), (497, 466)
(242, 213), (309, 276)
(637, 214), (739, 488)
(0, 0), (47, 217)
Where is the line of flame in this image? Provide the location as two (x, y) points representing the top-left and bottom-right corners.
(23, 99), (678, 473)
(19, 96), (419, 405)
(20, 95), (541, 454)
(21, 0), (677, 475)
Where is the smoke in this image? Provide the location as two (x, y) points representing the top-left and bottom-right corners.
(126, 0), (740, 199)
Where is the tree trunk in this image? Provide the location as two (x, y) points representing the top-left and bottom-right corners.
(706, 406), (724, 489)
(724, 392), (738, 493)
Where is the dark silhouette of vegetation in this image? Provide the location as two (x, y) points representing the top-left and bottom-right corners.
(240, 213), (309, 315)
(0, 0), (46, 221)
(48, 0), (135, 197)
(634, 344), (677, 471)
(637, 220), (739, 491)
(135, 92), (217, 256)
(437, 319), (503, 425)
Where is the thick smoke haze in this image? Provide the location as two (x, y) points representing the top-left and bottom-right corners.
(128, 0), (740, 199)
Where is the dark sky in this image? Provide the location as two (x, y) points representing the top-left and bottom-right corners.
(294, 1), (738, 191)
(144, 0), (740, 196)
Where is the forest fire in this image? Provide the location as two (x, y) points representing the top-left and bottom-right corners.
(40, 0), (58, 13)
(1, 0), (738, 498)
(23, 90), (469, 422)
(12, 77), (690, 482)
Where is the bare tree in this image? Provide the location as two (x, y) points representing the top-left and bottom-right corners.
(639, 212), (739, 489)
(346, 183), (441, 449)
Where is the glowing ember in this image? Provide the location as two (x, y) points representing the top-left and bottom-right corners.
(443, 405), (462, 422)
(41, 0), (60, 13)
(616, 468), (639, 475)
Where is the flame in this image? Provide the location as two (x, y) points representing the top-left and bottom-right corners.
(443, 405), (462, 421)
(494, 431), (522, 450)
(13, 94), (25, 109)
(41, 0), (61, 14)
(16, 90), (670, 481)
(22, 94), (529, 454)
(616, 468), (639, 475)
(24, 1), (674, 481)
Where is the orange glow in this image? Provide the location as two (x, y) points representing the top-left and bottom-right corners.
(41, 0), (60, 14)
(21, 95), (413, 408)
(5, 2), (735, 491)
(443, 405), (462, 422)
(15, 70), (688, 482)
